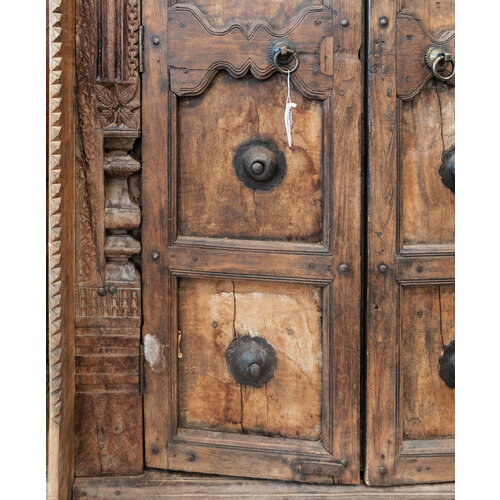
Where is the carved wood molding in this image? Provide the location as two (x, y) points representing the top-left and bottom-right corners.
(75, 0), (143, 476)
(48, 0), (65, 428)
(167, 3), (333, 99)
(396, 9), (455, 101)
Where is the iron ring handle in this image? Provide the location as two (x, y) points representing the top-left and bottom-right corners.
(432, 54), (455, 82)
(273, 48), (299, 74)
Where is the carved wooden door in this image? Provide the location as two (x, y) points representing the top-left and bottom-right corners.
(142, 0), (362, 484)
(365, 0), (455, 485)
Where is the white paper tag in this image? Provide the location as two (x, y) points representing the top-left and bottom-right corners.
(285, 70), (297, 148)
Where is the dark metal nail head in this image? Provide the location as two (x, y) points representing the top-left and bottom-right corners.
(152, 36), (160, 45)
(341, 19), (349, 27)
(339, 264), (349, 273)
(97, 287), (106, 296)
(151, 251), (160, 261)
(378, 264), (388, 273)
(108, 285), (117, 294)
(379, 466), (387, 475)
(379, 16), (389, 27)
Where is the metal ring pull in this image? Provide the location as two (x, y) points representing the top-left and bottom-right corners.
(432, 54), (455, 81)
(425, 45), (455, 82)
(272, 45), (299, 74)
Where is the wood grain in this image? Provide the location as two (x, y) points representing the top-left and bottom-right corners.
(400, 286), (455, 441)
(178, 279), (322, 440)
(366, 0), (455, 486)
(177, 72), (324, 243)
(73, 469), (455, 498)
(400, 82), (455, 249)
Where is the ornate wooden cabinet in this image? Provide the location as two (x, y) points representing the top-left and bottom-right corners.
(47, 0), (454, 496)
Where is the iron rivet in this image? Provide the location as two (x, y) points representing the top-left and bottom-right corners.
(151, 446), (160, 455)
(108, 285), (117, 294)
(314, 20), (322, 26)
(341, 459), (348, 467)
(378, 264), (388, 273)
(251, 162), (265, 175)
(379, 16), (388, 27)
(379, 465), (387, 475)
(151, 251), (160, 261)
(339, 263), (349, 274)
(179, 21), (186, 27)
(416, 264), (423, 273)
(192, 256), (198, 262)
(341, 19), (349, 27)
(406, 76), (412, 82)
(97, 287), (106, 296)
(249, 363), (261, 377)
(212, 321), (219, 329)
(152, 36), (160, 45)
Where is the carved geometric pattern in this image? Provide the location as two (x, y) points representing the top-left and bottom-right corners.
(48, 0), (64, 426)
(76, 287), (141, 318)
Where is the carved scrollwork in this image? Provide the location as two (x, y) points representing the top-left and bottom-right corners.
(167, 3), (334, 99)
(396, 9), (455, 101)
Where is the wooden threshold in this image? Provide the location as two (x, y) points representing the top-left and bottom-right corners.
(73, 470), (455, 499)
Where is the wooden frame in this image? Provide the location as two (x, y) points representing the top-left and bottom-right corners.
(47, 0), (76, 498)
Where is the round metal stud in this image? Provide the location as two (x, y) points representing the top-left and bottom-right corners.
(152, 36), (160, 45)
(341, 19), (349, 27)
(379, 16), (388, 27)
(108, 285), (117, 294)
(378, 264), (388, 273)
(97, 287), (107, 296)
(439, 145), (455, 194)
(379, 466), (387, 475)
(225, 335), (277, 388)
(234, 139), (286, 191)
(339, 264), (349, 274)
(439, 340), (455, 389)
(151, 251), (160, 261)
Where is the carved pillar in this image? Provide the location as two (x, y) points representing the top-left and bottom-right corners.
(75, 0), (143, 476)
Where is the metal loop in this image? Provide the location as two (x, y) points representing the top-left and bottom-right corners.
(432, 54), (455, 82)
(273, 48), (299, 74)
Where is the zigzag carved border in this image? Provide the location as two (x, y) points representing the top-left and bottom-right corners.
(48, 0), (64, 427)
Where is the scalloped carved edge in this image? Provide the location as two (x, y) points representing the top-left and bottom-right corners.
(168, 3), (332, 100)
(397, 8), (455, 102)
(174, 3), (326, 40)
(48, 0), (64, 427)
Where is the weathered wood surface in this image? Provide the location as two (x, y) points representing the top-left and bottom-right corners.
(74, 0), (143, 476)
(47, 0), (76, 498)
(366, 0), (455, 486)
(143, 0), (363, 485)
(401, 286), (455, 441)
(73, 470), (456, 499)
(178, 279), (322, 439)
(167, 2), (334, 99)
(178, 72), (324, 243)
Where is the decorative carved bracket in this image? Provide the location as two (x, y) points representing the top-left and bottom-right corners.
(397, 9), (455, 101)
(167, 4), (333, 99)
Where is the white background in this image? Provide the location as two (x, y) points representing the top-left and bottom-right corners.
(0, 0), (498, 497)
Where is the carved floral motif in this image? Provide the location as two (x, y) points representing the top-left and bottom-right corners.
(96, 81), (139, 129)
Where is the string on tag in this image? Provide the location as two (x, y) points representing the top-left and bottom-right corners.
(284, 69), (297, 149)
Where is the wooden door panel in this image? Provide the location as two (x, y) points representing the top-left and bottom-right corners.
(178, 278), (322, 439)
(401, 85), (455, 249)
(178, 73), (324, 243)
(366, 0), (455, 486)
(143, 0), (363, 485)
(401, 285), (455, 442)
